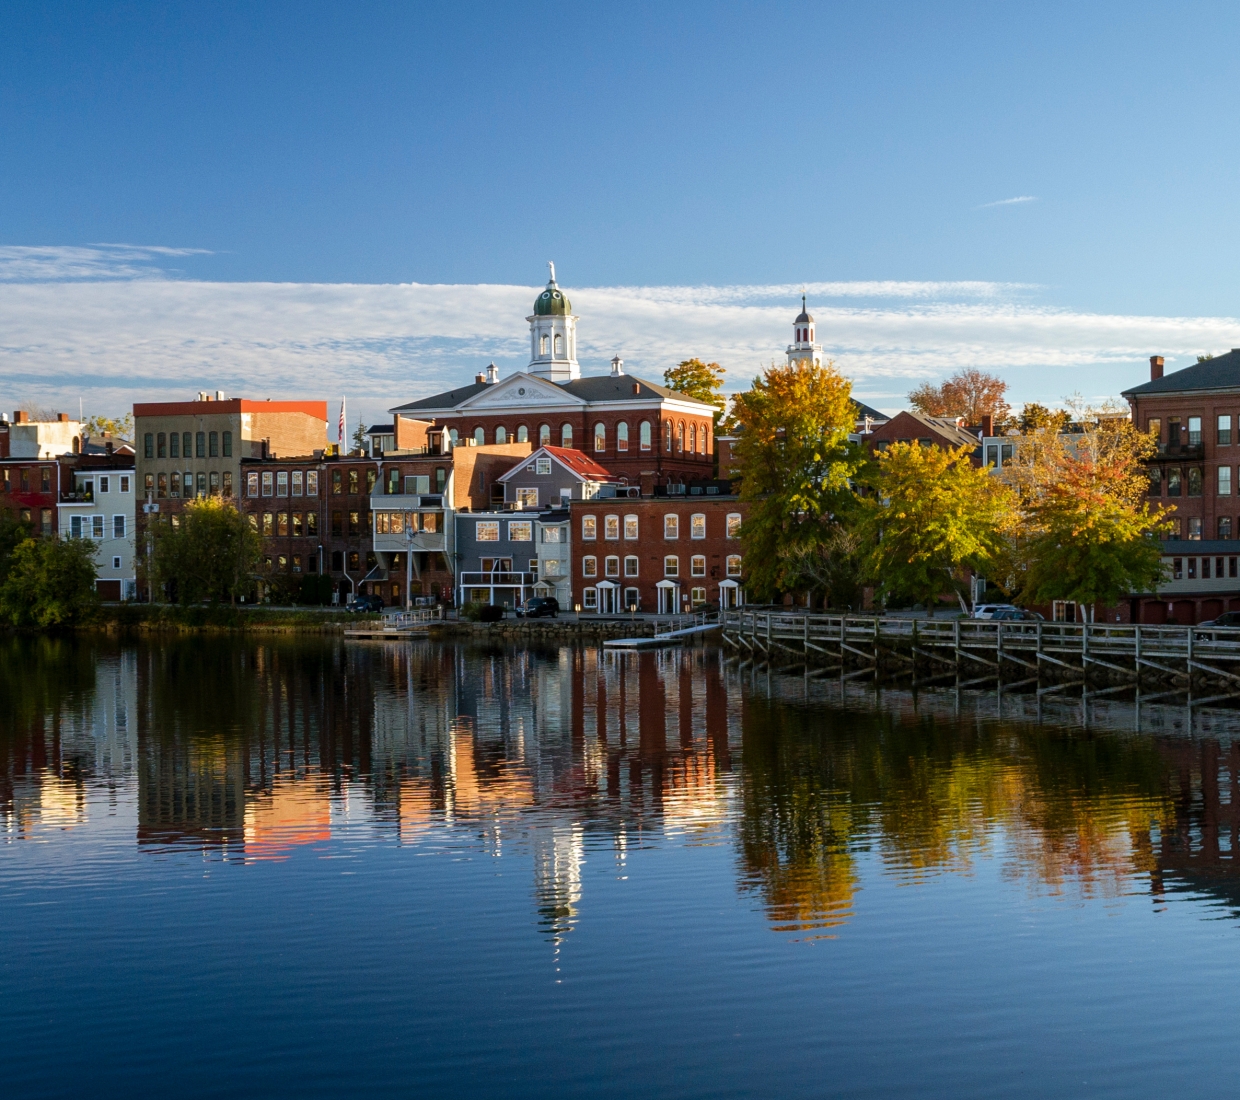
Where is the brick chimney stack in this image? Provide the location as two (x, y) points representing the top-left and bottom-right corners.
(57, 412), (69, 423)
(14, 410), (28, 423)
(981, 414), (993, 437)
(1150, 355), (1165, 381)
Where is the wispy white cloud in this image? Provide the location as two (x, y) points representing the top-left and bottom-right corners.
(0, 260), (1233, 428)
(0, 244), (213, 282)
(978, 195), (1039, 209)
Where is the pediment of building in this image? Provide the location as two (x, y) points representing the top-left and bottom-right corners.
(458, 373), (585, 410)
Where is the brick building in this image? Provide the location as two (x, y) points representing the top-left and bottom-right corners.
(570, 491), (747, 614)
(0, 454), (69, 536)
(385, 270), (718, 489)
(865, 410), (981, 457)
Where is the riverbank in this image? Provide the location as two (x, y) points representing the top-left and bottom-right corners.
(435, 617), (656, 641)
(83, 605), (376, 634)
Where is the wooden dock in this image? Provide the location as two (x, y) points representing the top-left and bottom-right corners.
(344, 609), (442, 640)
(604, 612), (721, 650)
(721, 610), (1240, 695)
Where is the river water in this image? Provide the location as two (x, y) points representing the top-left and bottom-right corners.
(4, 636), (1240, 1098)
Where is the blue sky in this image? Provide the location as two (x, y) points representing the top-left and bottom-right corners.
(3, 2), (1240, 424)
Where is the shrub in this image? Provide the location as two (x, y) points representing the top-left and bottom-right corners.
(0, 537), (99, 627)
(460, 600), (486, 622)
(478, 604), (505, 623)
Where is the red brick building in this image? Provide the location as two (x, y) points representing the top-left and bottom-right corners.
(865, 410), (981, 458)
(570, 491), (747, 614)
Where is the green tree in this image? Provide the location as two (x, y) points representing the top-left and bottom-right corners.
(728, 360), (864, 599)
(0, 536), (99, 627)
(1006, 414), (1171, 615)
(861, 442), (1017, 610)
(778, 527), (865, 610)
(352, 418), (369, 453)
(0, 509), (32, 581)
(1018, 402), (1072, 434)
(147, 498), (262, 604)
(908, 368), (1012, 429)
(664, 358), (726, 413)
(83, 412), (134, 440)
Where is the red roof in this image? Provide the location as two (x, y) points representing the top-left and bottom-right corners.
(539, 445), (615, 480)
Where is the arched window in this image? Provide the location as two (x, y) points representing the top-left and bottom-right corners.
(677, 421), (685, 453)
(617, 422), (629, 451)
(561, 423), (573, 447)
(700, 424), (708, 454)
(640, 421), (652, 451)
(689, 424), (696, 454)
(495, 426), (507, 444)
(474, 427), (485, 445)
(539, 423), (551, 446)
(540, 334), (549, 356)
(554, 333), (563, 356)
(156, 432), (166, 458)
(665, 420), (673, 451)
(448, 428), (459, 446)
(594, 422), (606, 452)
(516, 424), (528, 443)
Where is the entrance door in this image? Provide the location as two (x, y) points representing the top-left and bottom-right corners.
(658, 584), (678, 614)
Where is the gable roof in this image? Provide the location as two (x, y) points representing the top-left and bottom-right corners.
(497, 444), (615, 483)
(1123, 350), (1240, 396)
(391, 381), (490, 414)
(853, 401), (889, 423)
(882, 410), (980, 449)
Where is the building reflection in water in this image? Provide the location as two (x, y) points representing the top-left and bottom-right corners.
(13, 637), (1240, 936)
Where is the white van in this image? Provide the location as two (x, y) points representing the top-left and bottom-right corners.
(972, 603), (1018, 620)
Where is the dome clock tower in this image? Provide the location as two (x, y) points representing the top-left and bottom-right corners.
(786, 294), (823, 368)
(527, 262), (580, 383)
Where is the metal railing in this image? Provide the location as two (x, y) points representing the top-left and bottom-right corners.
(654, 610), (720, 636)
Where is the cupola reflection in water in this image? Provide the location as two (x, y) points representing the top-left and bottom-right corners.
(6, 636), (1240, 1097)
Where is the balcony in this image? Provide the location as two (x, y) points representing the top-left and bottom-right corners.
(459, 571), (538, 588)
(1154, 443), (1205, 461)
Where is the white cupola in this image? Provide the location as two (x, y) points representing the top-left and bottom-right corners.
(527, 261), (580, 383)
(786, 293), (823, 368)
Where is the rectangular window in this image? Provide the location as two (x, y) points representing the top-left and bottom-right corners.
(664, 555), (679, 577)
(529, 559), (539, 577)
(508, 520), (533, 541)
(331, 511), (343, 536)
(292, 555), (302, 573)
(277, 471), (289, 496)
(222, 471), (233, 498)
(262, 471), (274, 496)
(157, 472), (167, 498)
(222, 431), (232, 457)
(196, 432), (205, 458)
(91, 515), (104, 539)
(170, 472), (182, 498)
(691, 555), (706, 576)
(157, 433), (167, 459)
(1189, 416), (1203, 446)
(1001, 443), (1014, 462)
(1188, 517), (1203, 540)
(348, 469), (359, 495)
(41, 509), (52, 535)
(348, 511), (360, 536)
(366, 469), (377, 494)
(536, 457), (551, 475)
(664, 514), (679, 539)
(209, 471), (220, 495)
(516, 488), (539, 508)
(691, 587), (706, 606)
(247, 472), (259, 497)
(307, 512), (318, 536)
(144, 433), (154, 458)
(1172, 557), (1183, 580)
(605, 515), (619, 540)
(41, 467), (51, 493)
(144, 473), (153, 495)
(1220, 467), (1232, 496)
(113, 515), (125, 538)
(582, 515), (597, 540)
(386, 468), (399, 495)
(1203, 557), (1212, 579)
(262, 512), (273, 535)
(348, 551), (359, 571)
(1188, 467), (1203, 496)
(120, 476), (129, 493)
(333, 469), (343, 494)
(583, 587), (597, 609)
(182, 432), (191, 458)
(1168, 467), (1182, 496)
(1220, 416), (1233, 446)
(583, 556), (597, 577)
(376, 511), (389, 535)
(624, 555), (639, 576)
(476, 521), (500, 541)
(543, 525), (562, 543)
(70, 515), (82, 538)
(292, 470), (303, 496)
(605, 556), (620, 577)
(277, 513), (290, 536)
(1189, 557), (1198, 579)
(1147, 417), (1161, 443)
(624, 515), (638, 539)
(170, 433), (180, 459)
(986, 444), (999, 467)
(1148, 467), (1162, 496)
(208, 431), (219, 457)
(1220, 517), (1233, 540)
(625, 587), (640, 609)
(1232, 557), (1239, 579)
(691, 514), (706, 539)
(543, 559), (561, 576)
(306, 471), (318, 495)
(1168, 417), (1181, 447)
(727, 554), (743, 576)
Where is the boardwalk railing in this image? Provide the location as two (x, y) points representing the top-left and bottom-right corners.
(654, 610), (720, 637)
(721, 610), (1240, 688)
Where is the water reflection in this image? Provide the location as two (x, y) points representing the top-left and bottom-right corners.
(7, 637), (1240, 937)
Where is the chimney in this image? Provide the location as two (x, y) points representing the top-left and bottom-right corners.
(57, 412), (69, 423)
(15, 411), (28, 423)
(611, 355), (624, 376)
(485, 362), (499, 384)
(981, 414), (993, 437)
(475, 372), (486, 384)
(1150, 355), (1164, 381)
(215, 390), (226, 401)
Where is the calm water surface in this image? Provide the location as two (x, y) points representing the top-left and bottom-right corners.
(4, 636), (1240, 1098)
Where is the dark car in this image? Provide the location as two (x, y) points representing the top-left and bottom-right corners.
(518, 597), (560, 619)
(348, 594), (385, 613)
(1201, 610), (1240, 627)
(991, 608), (1043, 621)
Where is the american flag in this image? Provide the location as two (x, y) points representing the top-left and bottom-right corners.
(338, 397), (346, 448)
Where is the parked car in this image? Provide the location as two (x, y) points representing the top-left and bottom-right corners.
(1200, 610), (1240, 628)
(991, 608), (1044, 622)
(347, 594), (385, 613)
(972, 603), (1018, 620)
(517, 597), (560, 619)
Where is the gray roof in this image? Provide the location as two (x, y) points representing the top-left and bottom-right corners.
(1123, 350), (1240, 396)
(390, 373), (717, 415)
(853, 401), (889, 422)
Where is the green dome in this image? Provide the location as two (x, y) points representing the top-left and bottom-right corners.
(534, 281), (571, 316)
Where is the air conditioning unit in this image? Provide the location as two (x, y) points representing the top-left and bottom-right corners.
(626, 486), (640, 498)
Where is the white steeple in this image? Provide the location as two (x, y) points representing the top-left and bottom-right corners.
(786, 292), (823, 368)
(527, 261), (580, 383)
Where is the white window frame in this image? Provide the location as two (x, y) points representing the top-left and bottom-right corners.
(583, 587), (597, 609)
(604, 514), (620, 540)
(726, 554), (742, 577)
(508, 520), (533, 541)
(113, 515), (126, 538)
(664, 555), (679, 577)
(624, 515), (638, 539)
(536, 457), (551, 475)
(605, 555), (620, 577)
(691, 555), (706, 576)
(664, 514), (679, 539)
(624, 555), (639, 577)
(582, 515), (597, 540)
(726, 512), (741, 539)
(476, 521), (500, 542)
(516, 487), (539, 508)
(583, 556), (598, 577)
(691, 513), (706, 539)
(1220, 466), (1233, 496)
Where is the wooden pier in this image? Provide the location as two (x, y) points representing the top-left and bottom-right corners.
(721, 609), (1240, 696)
(344, 608), (442, 640)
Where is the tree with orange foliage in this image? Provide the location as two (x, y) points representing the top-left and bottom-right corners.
(1003, 408), (1171, 615)
(909, 368), (1012, 428)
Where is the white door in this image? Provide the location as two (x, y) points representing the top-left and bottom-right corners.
(658, 585), (677, 614)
